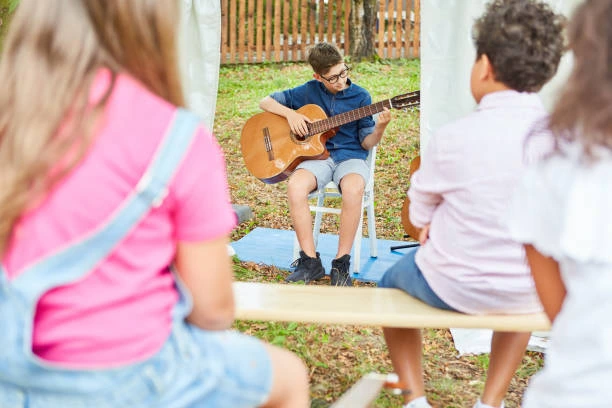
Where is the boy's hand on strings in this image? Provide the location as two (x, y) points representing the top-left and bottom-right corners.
(419, 224), (430, 245)
(377, 107), (392, 128)
(286, 110), (312, 137)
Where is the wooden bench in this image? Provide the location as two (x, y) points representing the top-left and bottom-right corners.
(233, 282), (551, 407)
(233, 282), (551, 331)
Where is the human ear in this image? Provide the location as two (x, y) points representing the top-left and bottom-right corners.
(472, 54), (487, 81)
(480, 54), (496, 81)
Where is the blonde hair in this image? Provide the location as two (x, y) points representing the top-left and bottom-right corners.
(0, 0), (184, 255)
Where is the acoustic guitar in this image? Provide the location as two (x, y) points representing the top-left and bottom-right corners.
(240, 91), (420, 184)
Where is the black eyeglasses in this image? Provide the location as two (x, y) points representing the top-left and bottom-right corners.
(320, 65), (351, 84)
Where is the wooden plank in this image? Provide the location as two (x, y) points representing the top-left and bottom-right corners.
(377, 0), (385, 57)
(283, 0), (290, 61)
(247, 0), (255, 62)
(234, 282), (552, 331)
(404, 0), (412, 58)
(229, 0), (237, 63)
(386, 0), (393, 58)
(309, 0), (316, 47)
(395, 0), (403, 57)
(238, 0), (247, 63)
(413, 0), (420, 57)
(274, 0), (282, 61)
(327, 0), (333, 43)
(291, 0), (299, 60)
(318, 0), (324, 43)
(265, 0), (273, 61)
(221, 0), (229, 63)
(301, 0), (308, 58)
(344, 0), (351, 54)
(331, 373), (392, 408)
(256, 0), (264, 61)
(335, 0), (342, 49)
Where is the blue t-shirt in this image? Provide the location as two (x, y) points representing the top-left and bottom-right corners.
(270, 79), (375, 162)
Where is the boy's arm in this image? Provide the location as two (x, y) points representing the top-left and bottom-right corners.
(407, 135), (445, 228)
(259, 95), (312, 137)
(361, 108), (392, 150)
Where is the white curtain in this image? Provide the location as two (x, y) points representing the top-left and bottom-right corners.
(420, 0), (583, 149)
(178, 0), (222, 129)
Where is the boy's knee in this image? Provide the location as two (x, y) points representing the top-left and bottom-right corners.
(287, 171), (317, 198)
(339, 174), (365, 196)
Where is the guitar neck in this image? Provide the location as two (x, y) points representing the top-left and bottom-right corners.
(307, 99), (392, 136)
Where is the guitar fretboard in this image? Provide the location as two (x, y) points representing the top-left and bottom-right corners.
(307, 99), (392, 136)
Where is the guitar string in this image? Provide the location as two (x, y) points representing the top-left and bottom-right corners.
(307, 94), (419, 136)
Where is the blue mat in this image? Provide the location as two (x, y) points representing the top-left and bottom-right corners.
(231, 227), (417, 283)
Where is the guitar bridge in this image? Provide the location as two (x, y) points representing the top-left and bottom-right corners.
(263, 127), (274, 161)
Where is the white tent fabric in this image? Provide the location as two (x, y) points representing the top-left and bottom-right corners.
(178, 0), (221, 129)
(420, 0), (582, 149)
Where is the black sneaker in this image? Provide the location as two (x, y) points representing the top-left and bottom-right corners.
(286, 251), (326, 283)
(330, 254), (353, 287)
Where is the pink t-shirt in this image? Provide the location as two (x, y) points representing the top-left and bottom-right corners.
(2, 71), (237, 367)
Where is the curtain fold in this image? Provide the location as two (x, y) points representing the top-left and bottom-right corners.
(178, 0), (222, 129)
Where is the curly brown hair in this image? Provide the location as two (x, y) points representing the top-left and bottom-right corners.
(548, 0), (612, 154)
(472, 0), (565, 92)
(307, 42), (343, 75)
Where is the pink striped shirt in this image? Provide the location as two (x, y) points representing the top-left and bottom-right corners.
(409, 90), (545, 314)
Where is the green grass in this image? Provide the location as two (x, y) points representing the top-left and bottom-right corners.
(0, 3), (11, 51)
(0, 0), (18, 46)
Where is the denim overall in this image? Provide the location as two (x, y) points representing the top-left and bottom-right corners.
(0, 109), (272, 407)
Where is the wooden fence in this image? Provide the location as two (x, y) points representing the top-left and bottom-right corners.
(221, 0), (420, 64)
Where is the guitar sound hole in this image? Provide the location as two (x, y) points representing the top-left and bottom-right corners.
(291, 132), (308, 143)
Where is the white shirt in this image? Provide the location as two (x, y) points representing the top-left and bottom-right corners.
(409, 90), (547, 314)
(508, 142), (612, 408)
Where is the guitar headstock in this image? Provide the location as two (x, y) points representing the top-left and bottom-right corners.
(390, 91), (420, 110)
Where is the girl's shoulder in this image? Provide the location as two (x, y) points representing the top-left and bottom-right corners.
(109, 72), (178, 121)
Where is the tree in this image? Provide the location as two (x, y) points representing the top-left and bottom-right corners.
(348, 0), (377, 61)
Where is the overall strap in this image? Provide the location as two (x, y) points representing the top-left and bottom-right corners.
(12, 109), (200, 302)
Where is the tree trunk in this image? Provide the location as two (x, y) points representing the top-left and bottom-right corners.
(349, 0), (377, 61)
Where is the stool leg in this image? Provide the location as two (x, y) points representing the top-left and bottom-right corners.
(367, 198), (377, 258)
(292, 234), (300, 261)
(352, 211), (363, 274)
(312, 192), (325, 249)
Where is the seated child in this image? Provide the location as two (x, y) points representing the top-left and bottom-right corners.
(0, 1), (309, 407)
(259, 42), (391, 286)
(379, 0), (565, 407)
